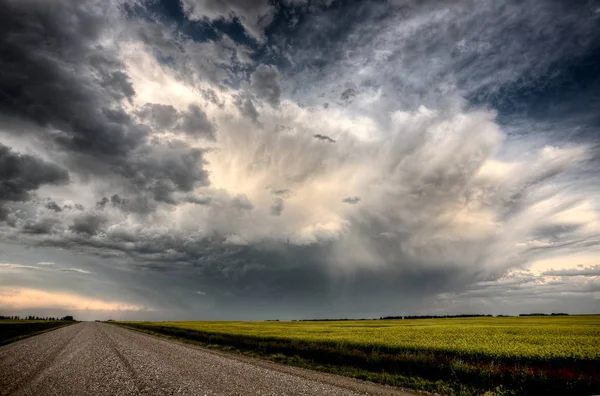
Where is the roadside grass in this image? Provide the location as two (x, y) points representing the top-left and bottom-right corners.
(113, 316), (600, 396)
(0, 320), (75, 346)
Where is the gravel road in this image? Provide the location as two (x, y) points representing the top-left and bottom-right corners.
(0, 322), (417, 396)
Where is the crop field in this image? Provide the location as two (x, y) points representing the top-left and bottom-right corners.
(118, 316), (600, 396)
(0, 320), (72, 345)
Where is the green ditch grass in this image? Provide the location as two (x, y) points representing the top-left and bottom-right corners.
(0, 320), (75, 345)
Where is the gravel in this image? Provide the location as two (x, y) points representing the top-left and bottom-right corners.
(0, 322), (417, 396)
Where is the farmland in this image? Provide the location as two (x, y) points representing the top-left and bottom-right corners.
(117, 316), (600, 396)
(0, 320), (74, 345)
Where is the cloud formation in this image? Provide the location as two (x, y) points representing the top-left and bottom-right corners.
(0, 144), (69, 203)
(250, 64), (282, 106)
(0, 0), (598, 319)
(542, 265), (600, 277)
(342, 197), (360, 204)
(180, 0), (273, 41)
(313, 134), (336, 143)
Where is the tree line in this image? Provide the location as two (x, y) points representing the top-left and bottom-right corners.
(381, 314), (494, 320)
(519, 313), (569, 316)
(287, 313), (571, 322)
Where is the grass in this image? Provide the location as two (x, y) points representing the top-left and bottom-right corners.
(0, 320), (74, 345)
(115, 316), (600, 396)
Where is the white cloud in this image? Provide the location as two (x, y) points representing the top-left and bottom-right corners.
(0, 263), (40, 270)
(60, 268), (93, 274)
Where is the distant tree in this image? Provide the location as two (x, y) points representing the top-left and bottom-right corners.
(61, 315), (75, 321)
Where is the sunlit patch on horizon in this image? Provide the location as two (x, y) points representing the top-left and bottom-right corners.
(0, 288), (148, 312)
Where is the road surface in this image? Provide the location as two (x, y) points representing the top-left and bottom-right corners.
(0, 322), (416, 395)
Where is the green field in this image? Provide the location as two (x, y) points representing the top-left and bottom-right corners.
(117, 316), (600, 396)
(0, 320), (73, 345)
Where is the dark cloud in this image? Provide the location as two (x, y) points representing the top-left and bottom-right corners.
(136, 103), (215, 140)
(10, 226), (440, 314)
(200, 88), (225, 108)
(120, 146), (210, 204)
(270, 198), (284, 216)
(340, 87), (356, 101)
(22, 217), (60, 235)
(110, 194), (125, 207)
(235, 94), (260, 122)
(119, 196), (156, 215)
(45, 201), (63, 212)
(102, 70), (136, 103)
(232, 195), (254, 211)
(342, 196), (360, 204)
(0, 205), (8, 221)
(70, 214), (106, 236)
(0, 143), (69, 202)
(313, 134), (336, 143)
(136, 103), (179, 130)
(186, 195), (212, 205)
(96, 197), (109, 210)
(179, 104), (216, 140)
(0, 0), (213, 208)
(272, 189), (291, 197)
(251, 64), (281, 106)
(87, 194), (147, 214)
(0, 0), (148, 159)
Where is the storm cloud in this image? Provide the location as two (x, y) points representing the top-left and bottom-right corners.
(0, 0), (599, 320)
(0, 144), (69, 203)
(0, 0), (146, 158)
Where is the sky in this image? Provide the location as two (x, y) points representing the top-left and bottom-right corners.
(0, 0), (599, 321)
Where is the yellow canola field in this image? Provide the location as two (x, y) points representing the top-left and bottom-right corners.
(133, 315), (600, 361)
